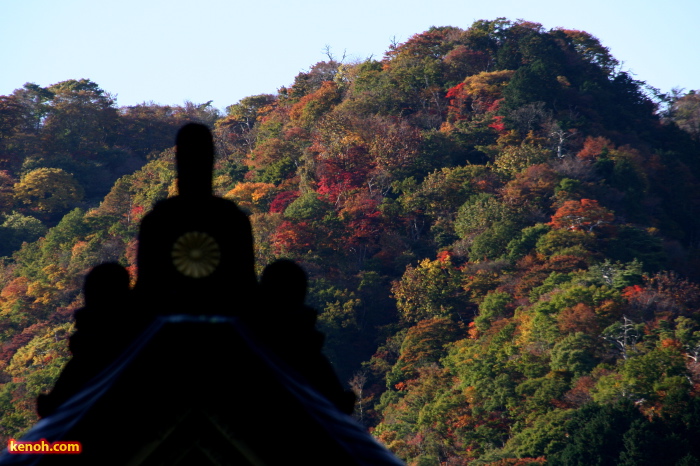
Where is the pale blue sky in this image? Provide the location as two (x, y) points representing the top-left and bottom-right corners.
(2, 0), (698, 111)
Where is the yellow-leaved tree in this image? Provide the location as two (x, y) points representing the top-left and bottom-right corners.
(14, 168), (84, 220)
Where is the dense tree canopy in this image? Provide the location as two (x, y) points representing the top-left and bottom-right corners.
(1, 18), (700, 465)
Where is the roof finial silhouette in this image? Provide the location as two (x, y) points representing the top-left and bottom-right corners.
(176, 122), (214, 197)
(134, 123), (257, 316)
(21, 122), (406, 464)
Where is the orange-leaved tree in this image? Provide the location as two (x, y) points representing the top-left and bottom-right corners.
(549, 199), (613, 232)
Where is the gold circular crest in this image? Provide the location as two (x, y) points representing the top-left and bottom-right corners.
(171, 231), (220, 278)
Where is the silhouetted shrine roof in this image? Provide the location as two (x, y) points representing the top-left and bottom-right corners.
(0, 123), (404, 465)
(0, 315), (404, 465)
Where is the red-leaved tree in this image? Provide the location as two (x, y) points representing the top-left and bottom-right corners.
(549, 199), (614, 232)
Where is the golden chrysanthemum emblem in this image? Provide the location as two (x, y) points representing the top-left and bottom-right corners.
(171, 231), (220, 278)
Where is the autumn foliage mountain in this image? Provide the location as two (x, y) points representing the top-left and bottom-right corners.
(2, 18), (700, 464)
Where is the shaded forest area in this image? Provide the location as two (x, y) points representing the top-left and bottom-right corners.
(2, 18), (700, 465)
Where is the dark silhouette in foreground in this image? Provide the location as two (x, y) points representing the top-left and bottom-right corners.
(36, 263), (134, 418)
(134, 123), (258, 317)
(5, 123), (398, 465)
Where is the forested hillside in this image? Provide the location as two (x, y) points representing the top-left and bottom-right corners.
(2, 18), (700, 465)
